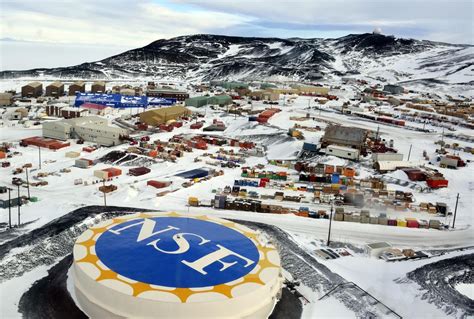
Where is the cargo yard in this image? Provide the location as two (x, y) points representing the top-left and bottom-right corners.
(0, 79), (473, 318)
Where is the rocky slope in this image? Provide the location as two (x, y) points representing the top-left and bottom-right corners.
(1, 33), (472, 85)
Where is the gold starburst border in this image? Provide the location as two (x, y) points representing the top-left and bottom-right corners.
(73, 212), (281, 303)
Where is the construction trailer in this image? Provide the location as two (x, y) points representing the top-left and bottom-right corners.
(374, 161), (423, 173)
(365, 242), (392, 258)
(372, 152), (404, 161)
(326, 145), (360, 160)
(22, 82), (43, 97)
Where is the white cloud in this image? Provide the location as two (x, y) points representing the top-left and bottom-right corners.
(0, 0), (252, 47)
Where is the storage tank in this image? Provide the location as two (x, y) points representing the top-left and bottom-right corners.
(73, 212), (282, 318)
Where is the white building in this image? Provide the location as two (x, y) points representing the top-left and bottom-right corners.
(42, 116), (128, 146)
(365, 242), (392, 258)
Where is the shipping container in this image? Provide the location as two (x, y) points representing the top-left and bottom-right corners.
(129, 167), (151, 176)
(147, 180), (172, 188)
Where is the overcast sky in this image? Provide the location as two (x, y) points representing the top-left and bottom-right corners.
(1, 0), (472, 70)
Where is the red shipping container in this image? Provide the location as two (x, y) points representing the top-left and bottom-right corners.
(407, 220), (419, 228)
(147, 180), (171, 188)
(190, 122), (203, 129)
(257, 117), (268, 123)
(427, 178), (448, 188)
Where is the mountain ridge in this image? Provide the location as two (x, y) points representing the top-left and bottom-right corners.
(1, 33), (472, 86)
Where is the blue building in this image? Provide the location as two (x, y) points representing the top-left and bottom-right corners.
(74, 93), (176, 109)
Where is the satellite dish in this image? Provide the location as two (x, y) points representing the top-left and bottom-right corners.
(373, 27), (383, 35)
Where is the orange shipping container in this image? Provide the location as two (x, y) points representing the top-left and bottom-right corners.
(149, 150), (158, 158)
(0, 151), (6, 159)
(343, 167), (356, 177)
(325, 165), (335, 174)
(103, 167), (122, 177)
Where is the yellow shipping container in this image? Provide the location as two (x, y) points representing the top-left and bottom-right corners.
(397, 219), (407, 227)
(65, 151), (80, 158)
(94, 170), (109, 180)
(188, 197), (199, 206)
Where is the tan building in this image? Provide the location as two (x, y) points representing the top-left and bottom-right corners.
(249, 90), (280, 101)
(120, 88), (135, 96)
(45, 81), (65, 97)
(69, 81), (86, 96)
(43, 116), (128, 146)
(268, 88), (299, 95)
(139, 105), (192, 126)
(0, 93), (14, 106)
(290, 85), (330, 95)
(91, 81), (106, 93)
(22, 82), (43, 97)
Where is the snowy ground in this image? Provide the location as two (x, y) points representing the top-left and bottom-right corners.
(0, 82), (473, 318)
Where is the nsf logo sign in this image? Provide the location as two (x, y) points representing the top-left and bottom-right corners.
(95, 217), (260, 288)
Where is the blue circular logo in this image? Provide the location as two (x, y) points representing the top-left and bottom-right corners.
(95, 217), (259, 288)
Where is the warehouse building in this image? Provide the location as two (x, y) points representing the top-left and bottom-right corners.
(185, 96), (212, 108)
(73, 212), (282, 318)
(268, 88), (299, 95)
(0, 93), (14, 106)
(321, 125), (367, 149)
(91, 81), (106, 93)
(147, 88), (189, 101)
(260, 83), (277, 90)
(22, 82), (43, 97)
(210, 81), (248, 90)
(69, 81), (86, 96)
(290, 84), (330, 95)
(249, 90), (280, 101)
(383, 84), (404, 95)
(45, 81), (65, 97)
(185, 95), (232, 108)
(43, 116), (128, 146)
(139, 105), (191, 126)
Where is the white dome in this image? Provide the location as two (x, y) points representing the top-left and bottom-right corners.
(373, 27), (383, 35)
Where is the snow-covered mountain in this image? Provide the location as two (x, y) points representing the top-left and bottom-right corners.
(1, 33), (472, 86)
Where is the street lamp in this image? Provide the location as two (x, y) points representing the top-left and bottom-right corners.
(7, 187), (12, 228)
(326, 199), (334, 247)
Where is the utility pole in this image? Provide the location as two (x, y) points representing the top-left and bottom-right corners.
(102, 179), (107, 207)
(38, 146), (42, 170)
(452, 193), (460, 228)
(407, 144), (413, 161)
(326, 201), (334, 247)
(25, 167), (30, 199)
(7, 188), (12, 229)
(17, 184), (21, 227)
(375, 126), (380, 142)
(441, 127), (445, 144)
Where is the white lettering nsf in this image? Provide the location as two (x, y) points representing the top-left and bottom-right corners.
(109, 219), (255, 275)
